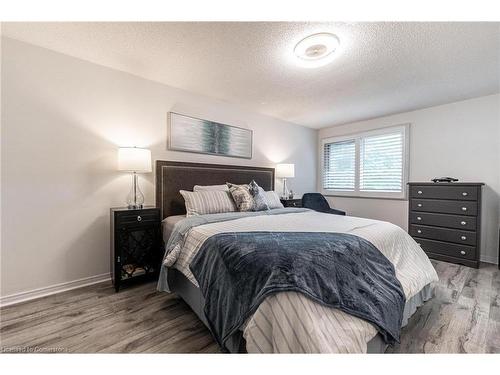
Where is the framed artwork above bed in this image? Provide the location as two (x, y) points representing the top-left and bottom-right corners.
(167, 112), (253, 159)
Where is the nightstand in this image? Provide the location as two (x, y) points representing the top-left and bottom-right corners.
(280, 198), (302, 208)
(110, 207), (161, 292)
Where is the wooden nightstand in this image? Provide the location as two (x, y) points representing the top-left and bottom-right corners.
(280, 198), (302, 208)
(110, 207), (161, 292)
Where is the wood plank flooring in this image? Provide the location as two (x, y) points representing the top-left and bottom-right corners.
(1, 260), (499, 353)
(389, 260), (500, 353)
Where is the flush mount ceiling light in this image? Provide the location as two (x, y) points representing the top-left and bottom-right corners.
(293, 32), (340, 68)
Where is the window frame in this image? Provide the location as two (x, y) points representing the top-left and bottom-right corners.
(320, 124), (410, 200)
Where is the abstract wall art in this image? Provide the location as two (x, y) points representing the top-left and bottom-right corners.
(167, 112), (253, 159)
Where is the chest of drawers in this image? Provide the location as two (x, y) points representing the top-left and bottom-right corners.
(408, 182), (484, 268)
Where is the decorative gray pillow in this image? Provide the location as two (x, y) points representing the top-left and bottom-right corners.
(226, 182), (253, 212)
(263, 191), (284, 209)
(248, 180), (270, 211)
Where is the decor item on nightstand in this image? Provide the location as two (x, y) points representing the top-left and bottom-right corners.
(118, 147), (152, 209)
(110, 207), (161, 292)
(276, 163), (295, 199)
(408, 182), (484, 268)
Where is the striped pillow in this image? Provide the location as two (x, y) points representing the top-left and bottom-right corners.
(180, 190), (237, 217)
(263, 191), (284, 209)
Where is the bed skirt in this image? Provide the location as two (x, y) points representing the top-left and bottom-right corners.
(166, 267), (434, 353)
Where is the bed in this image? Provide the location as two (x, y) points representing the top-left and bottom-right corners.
(155, 160), (439, 353)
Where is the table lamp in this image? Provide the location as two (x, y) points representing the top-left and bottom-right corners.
(118, 147), (152, 209)
(276, 163), (295, 199)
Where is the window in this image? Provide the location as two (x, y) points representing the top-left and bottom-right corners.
(323, 140), (355, 191)
(321, 124), (409, 199)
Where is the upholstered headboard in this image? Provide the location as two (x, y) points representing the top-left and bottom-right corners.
(155, 160), (275, 219)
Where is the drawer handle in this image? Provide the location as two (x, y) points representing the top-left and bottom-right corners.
(417, 216), (422, 221)
(460, 250), (466, 255)
(461, 236), (467, 240)
(461, 221), (467, 226)
(417, 229), (422, 234)
(462, 192), (468, 197)
(137, 215), (142, 222)
(417, 190), (422, 194)
(462, 207), (467, 211)
(417, 203), (422, 207)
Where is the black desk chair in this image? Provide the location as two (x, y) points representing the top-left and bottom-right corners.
(302, 193), (346, 216)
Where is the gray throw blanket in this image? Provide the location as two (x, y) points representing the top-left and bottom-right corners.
(157, 208), (310, 293)
(190, 231), (405, 352)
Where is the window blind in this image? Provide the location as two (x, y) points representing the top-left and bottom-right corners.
(323, 140), (355, 190)
(360, 132), (403, 192)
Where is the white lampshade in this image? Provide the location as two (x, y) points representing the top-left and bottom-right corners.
(118, 147), (152, 173)
(276, 163), (295, 178)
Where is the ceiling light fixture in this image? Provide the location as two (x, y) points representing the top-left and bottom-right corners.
(293, 32), (340, 68)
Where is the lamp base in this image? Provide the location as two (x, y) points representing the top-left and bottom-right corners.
(281, 178), (290, 199)
(127, 204), (144, 210)
(126, 172), (145, 209)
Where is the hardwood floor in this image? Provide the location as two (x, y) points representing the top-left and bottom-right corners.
(1, 260), (499, 353)
(389, 260), (500, 354)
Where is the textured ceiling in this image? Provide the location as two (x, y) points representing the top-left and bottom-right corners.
(2, 22), (499, 128)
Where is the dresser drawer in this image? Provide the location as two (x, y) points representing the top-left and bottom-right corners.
(409, 212), (476, 230)
(116, 210), (160, 225)
(410, 224), (476, 246)
(414, 237), (476, 260)
(410, 199), (477, 216)
(410, 185), (478, 201)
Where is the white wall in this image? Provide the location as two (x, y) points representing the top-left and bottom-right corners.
(0, 38), (317, 298)
(319, 94), (500, 264)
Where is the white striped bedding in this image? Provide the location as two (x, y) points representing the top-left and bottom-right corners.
(164, 210), (439, 353)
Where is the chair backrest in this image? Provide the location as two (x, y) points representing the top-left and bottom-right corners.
(302, 193), (330, 212)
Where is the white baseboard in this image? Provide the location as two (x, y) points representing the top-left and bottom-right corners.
(0, 273), (111, 307)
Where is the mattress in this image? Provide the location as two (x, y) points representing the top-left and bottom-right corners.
(162, 215), (186, 244)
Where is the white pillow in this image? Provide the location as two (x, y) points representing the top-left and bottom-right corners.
(193, 184), (229, 192)
(263, 191), (284, 209)
(180, 190), (237, 216)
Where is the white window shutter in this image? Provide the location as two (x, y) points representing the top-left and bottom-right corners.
(360, 131), (403, 192)
(323, 140), (356, 191)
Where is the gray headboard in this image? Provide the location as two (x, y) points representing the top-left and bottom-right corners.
(155, 160), (275, 219)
